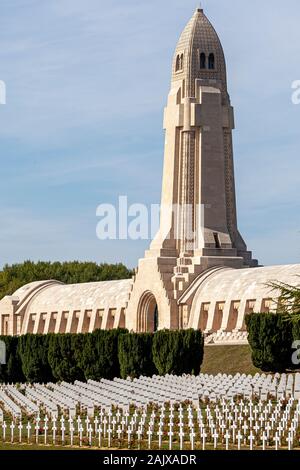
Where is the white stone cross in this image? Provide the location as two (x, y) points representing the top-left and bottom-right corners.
(98, 426), (102, 448)
(231, 422), (237, 443)
(117, 425), (122, 442)
(168, 428), (174, 450)
(179, 428), (185, 450)
(147, 428), (152, 449)
(44, 421), (48, 445)
(10, 422), (15, 443)
(157, 428), (163, 449)
(202, 430), (207, 451)
(265, 422), (272, 438)
(274, 432), (280, 451)
(127, 427), (132, 447)
(212, 430), (218, 449)
(237, 431), (243, 451)
(248, 431), (255, 450)
(26, 422), (31, 443)
(61, 422), (66, 444)
(35, 421), (39, 444)
(103, 416), (108, 436)
(242, 422), (248, 435)
(259, 415), (264, 427)
(221, 424), (230, 450)
(52, 421), (57, 444)
(70, 423), (74, 446)
(262, 431), (267, 451)
(253, 422), (260, 434)
(2, 421), (6, 440)
(287, 433), (293, 451)
(18, 422), (23, 443)
(190, 429), (196, 451)
(107, 426), (112, 448)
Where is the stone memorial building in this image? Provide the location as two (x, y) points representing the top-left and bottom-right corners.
(0, 9), (299, 343)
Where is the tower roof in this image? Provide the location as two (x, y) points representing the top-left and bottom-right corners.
(172, 9), (227, 97)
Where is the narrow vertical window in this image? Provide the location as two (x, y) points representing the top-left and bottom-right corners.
(208, 53), (215, 69)
(200, 52), (206, 69)
(213, 232), (221, 249)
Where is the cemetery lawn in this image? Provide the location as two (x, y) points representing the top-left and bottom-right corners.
(0, 443), (100, 450)
(201, 345), (261, 375)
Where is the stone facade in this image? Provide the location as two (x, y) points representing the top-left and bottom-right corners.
(0, 9), (299, 342)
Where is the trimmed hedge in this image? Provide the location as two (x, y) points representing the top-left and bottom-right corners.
(80, 329), (127, 381)
(48, 333), (85, 382)
(18, 334), (54, 383)
(152, 329), (204, 376)
(0, 336), (25, 383)
(246, 313), (294, 372)
(118, 332), (157, 379)
(0, 328), (204, 383)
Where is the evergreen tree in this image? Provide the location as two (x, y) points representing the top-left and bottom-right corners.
(118, 332), (157, 379)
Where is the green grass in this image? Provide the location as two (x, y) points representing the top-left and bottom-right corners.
(201, 345), (261, 376)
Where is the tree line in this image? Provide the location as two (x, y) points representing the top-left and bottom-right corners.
(0, 261), (133, 299)
(0, 329), (204, 383)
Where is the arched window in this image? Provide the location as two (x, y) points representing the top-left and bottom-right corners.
(180, 53), (184, 70)
(175, 54), (184, 72)
(208, 53), (215, 70)
(200, 52), (206, 69)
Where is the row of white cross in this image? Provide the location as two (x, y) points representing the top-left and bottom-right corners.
(0, 397), (300, 450)
(0, 372), (300, 421)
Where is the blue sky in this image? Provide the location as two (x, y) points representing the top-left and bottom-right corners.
(0, 0), (300, 269)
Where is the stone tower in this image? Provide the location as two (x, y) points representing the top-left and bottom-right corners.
(125, 9), (257, 333)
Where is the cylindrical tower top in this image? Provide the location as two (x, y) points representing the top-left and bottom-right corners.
(172, 9), (227, 99)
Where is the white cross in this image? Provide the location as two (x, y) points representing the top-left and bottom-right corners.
(262, 432), (267, 451)
(107, 426), (112, 448)
(77, 416), (81, 432)
(70, 423), (74, 446)
(2, 422), (6, 440)
(190, 429), (196, 451)
(127, 428), (132, 447)
(168, 429), (174, 450)
(224, 430), (231, 451)
(212, 430), (218, 449)
(259, 415), (264, 427)
(61, 423), (66, 444)
(117, 425), (122, 441)
(98, 426), (102, 448)
(52, 422), (57, 444)
(274, 432), (280, 451)
(179, 428), (185, 450)
(248, 431), (255, 450)
(18, 422), (23, 443)
(44, 422), (48, 445)
(103, 417), (108, 437)
(242, 422), (248, 435)
(231, 422), (237, 443)
(26, 422), (31, 442)
(79, 424), (83, 446)
(265, 422), (272, 438)
(147, 428), (152, 449)
(287, 433), (293, 451)
(10, 422), (15, 443)
(35, 421), (39, 444)
(237, 431), (243, 451)
(253, 422), (260, 434)
(202, 430), (207, 451)
(85, 415), (90, 431)
(157, 428), (163, 449)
